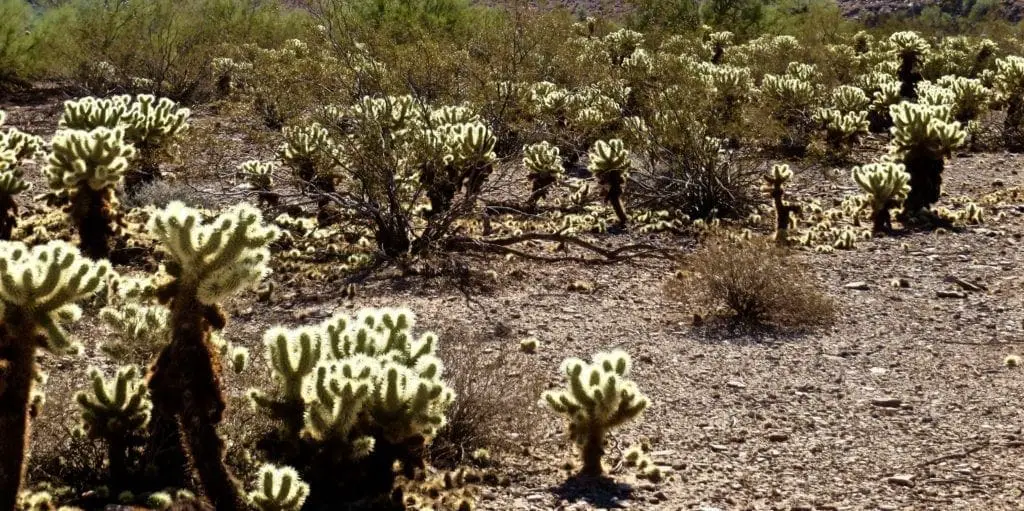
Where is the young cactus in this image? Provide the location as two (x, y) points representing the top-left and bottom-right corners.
(240, 160), (279, 207)
(888, 102), (966, 214)
(0, 241), (112, 510)
(889, 31), (930, 99)
(762, 164), (800, 243)
(543, 349), (649, 476)
(59, 95), (131, 131)
(588, 139), (630, 228)
(852, 162), (911, 233)
(75, 365), (152, 485)
(248, 325), (322, 436)
(120, 95), (191, 190)
(993, 56), (1024, 150)
(249, 464), (309, 511)
(45, 127), (136, 259)
(815, 109), (869, 156)
(523, 141), (565, 207)
(145, 202), (278, 511)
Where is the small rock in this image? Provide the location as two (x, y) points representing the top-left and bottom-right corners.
(936, 290), (967, 299)
(871, 397), (902, 408)
(886, 474), (915, 487)
(869, 367), (887, 375)
(727, 380), (747, 389)
(844, 281), (870, 290)
(767, 432), (790, 442)
(710, 444), (728, 452)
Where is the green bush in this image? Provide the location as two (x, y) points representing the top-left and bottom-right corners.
(0, 0), (43, 88)
(39, 0), (311, 102)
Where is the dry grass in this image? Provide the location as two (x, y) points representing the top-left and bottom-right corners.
(667, 236), (836, 330)
(430, 327), (545, 468)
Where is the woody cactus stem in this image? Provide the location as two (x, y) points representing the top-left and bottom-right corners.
(146, 202), (278, 511)
(542, 350), (649, 477)
(588, 139), (631, 228)
(0, 242), (111, 510)
(763, 164), (800, 243)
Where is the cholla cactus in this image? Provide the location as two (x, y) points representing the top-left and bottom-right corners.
(0, 114), (36, 240)
(889, 102), (966, 213)
(852, 162), (911, 233)
(933, 76), (990, 124)
(707, 31), (733, 63)
(145, 202), (278, 511)
(831, 85), (871, 113)
(523, 141), (564, 207)
(59, 96), (131, 131)
(120, 95), (190, 188)
(45, 127), (136, 259)
(240, 160), (279, 207)
(994, 56), (1024, 150)
(760, 74), (818, 154)
(248, 307), (455, 501)
(762, 164), (800, 243)
(588, 139), (630, 228)
(279, 123), (338, 220)
(889, 31), (930, 99)
(815, 109), (869, 155)
(75, 365), (151, 484)
(249, 465), (309, 511)
(542, 349), (649, 476)
(0, 241), (112, 510)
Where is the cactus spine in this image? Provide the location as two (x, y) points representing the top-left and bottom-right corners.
(588, 139), (631, 228)
(0, 241), (111, 510)
(852, 162), (911, 233)
(763, 164), (800, 243)
(542, 349), (649, 476)
(0, 112), (37, 240)
(45, 127), (136, 259)
(249, 464), (309, 511)
(75, 365), (152, 485)
(145, 202), (278, 511)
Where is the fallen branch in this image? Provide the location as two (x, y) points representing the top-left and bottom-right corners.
(446, 232), (676, 264)
(916, 441), (990, 468)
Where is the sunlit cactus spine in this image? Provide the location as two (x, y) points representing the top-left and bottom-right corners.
(762, 164), (800, 243)
(588, 139), (630, 228)
(248, 325), (321, 436)
(0, 115), (35, 241)
(145, 202), (278, 511)
(0, 241), (112, 510)
(240, 160), (280, 207)
(889, 31), (930, 99)
(120, 95), (191, 191)
(852, 162), (911, 233)
(542, 349), (649, 477)
(888, 102), (965, 214)
(44, 127), (136, 259)
(249, 464), (309, 511)
(523, 141), (565, 207)
(994, 56), (1024, 151)
(75, 365), (151, 485)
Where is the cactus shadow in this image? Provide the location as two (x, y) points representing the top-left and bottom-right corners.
(550, 474), (635, 509)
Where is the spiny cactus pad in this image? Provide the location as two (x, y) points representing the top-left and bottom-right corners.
(249, 464), (309, 511)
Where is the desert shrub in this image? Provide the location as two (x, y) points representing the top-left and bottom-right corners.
(668, 236), (836, 329)
(700, 0), (767, 39)
(626, 0), (701, 33)
(122, 180), (216, 210)
(41, 0), (310, 102)
(430, 329), (544, 467)
(627, 102), (760, 220)
(0, 0), (43, 89)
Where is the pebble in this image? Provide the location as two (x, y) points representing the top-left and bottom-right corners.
(871, 397), (902, 408)
(886, 474), (915, 487)
(843, 281), (870, 290)
(768, 432), (790, 442)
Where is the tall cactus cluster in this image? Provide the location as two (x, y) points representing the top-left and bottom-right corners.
(0, 112), (41, 239)
(59, 94), (190, 193)
(247, 307), (454, 504)
(145, 202), (277, 511)
(0, 241), (112, 510)
(543, 349), (649, 476)
(887, 102), (966, 214)
(588, 139), (631, 228)
(44, 127), (136, 259)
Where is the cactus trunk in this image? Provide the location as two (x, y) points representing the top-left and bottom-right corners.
(580, 427), (606, 476)
(0, 194), (16, 240)
(148, 288), (244, 510)
(0, 319), (39, 510)
(901, 149), (944, 213)
(527, 174), (557, 207)
(71, 187), (115, 260)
